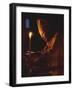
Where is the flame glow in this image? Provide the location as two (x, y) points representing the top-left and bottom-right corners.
(29, 32), (33, 39)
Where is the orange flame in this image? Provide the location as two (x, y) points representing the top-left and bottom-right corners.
(29, 32), (33, 39)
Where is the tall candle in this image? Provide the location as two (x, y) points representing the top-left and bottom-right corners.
(29, 32), (33, 52)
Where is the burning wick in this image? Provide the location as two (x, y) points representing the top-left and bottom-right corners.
(29, 32), (33, 52)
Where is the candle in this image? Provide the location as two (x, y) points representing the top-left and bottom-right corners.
(29, 32), (33, 52)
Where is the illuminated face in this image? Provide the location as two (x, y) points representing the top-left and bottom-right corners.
(37, 19), (48, 43)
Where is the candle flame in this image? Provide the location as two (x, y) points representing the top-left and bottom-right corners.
(29, 32), (33, 39)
